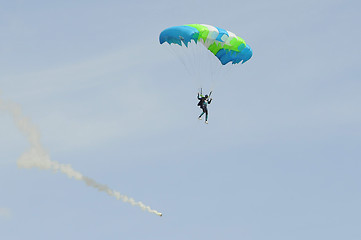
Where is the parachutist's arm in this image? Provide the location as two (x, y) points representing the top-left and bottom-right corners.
(208, 99), (212, 104)
(197, 93), (202, 100)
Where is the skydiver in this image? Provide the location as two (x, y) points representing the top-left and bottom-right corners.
(197, 92), (212, 124)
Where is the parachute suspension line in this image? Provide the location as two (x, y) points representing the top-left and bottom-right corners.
(190, 42), (199, 84)
(184, 41), (195, 89)
(197, 38), (214, 93)
(171, 39), (219, 93)
(178, 42), (204, 90)
(211, 62), (237, 92)
(208, 40), (217, 91)
(205, 38), (219, 94)
(167, 43), (200, 91)
(195, 40), (202, 89)
(209, 61), (222, 93)
(164, 43), (200, 90)
(192, 44), (200, 80)
(191, 40), (205, 90)
(189, 45), (203, 90)
(165, 43), (189, 76)
(185, 44), (196, 77)
(182, 43), (195, 77)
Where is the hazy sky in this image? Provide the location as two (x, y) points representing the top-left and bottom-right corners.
(1, 0), (361, 239)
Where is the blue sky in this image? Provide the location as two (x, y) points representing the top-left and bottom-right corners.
(1, 0), (361, 239)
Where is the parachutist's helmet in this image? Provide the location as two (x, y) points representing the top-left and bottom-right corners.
(205, 95), (208, 98)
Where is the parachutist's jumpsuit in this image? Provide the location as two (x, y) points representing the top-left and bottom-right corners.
(197, 94), (212, 121)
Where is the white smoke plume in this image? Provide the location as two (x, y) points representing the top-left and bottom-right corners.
(0, 96), (162, 217)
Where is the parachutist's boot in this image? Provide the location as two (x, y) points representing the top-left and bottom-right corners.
(198, 116), (202, 120)
(205, 121), (208, 124)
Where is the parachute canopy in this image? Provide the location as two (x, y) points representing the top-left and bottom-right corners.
(159, 24), (253, 65)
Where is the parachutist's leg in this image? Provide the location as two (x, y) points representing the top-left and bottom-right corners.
(205, 108), (208, 121)
(199, 112), (205, 119)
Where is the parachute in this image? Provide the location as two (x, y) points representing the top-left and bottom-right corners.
(159, 24), (253, 92)
(159, 24), (253, 65)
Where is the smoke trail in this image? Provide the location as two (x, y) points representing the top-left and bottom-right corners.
(0, 96), (162, 217)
